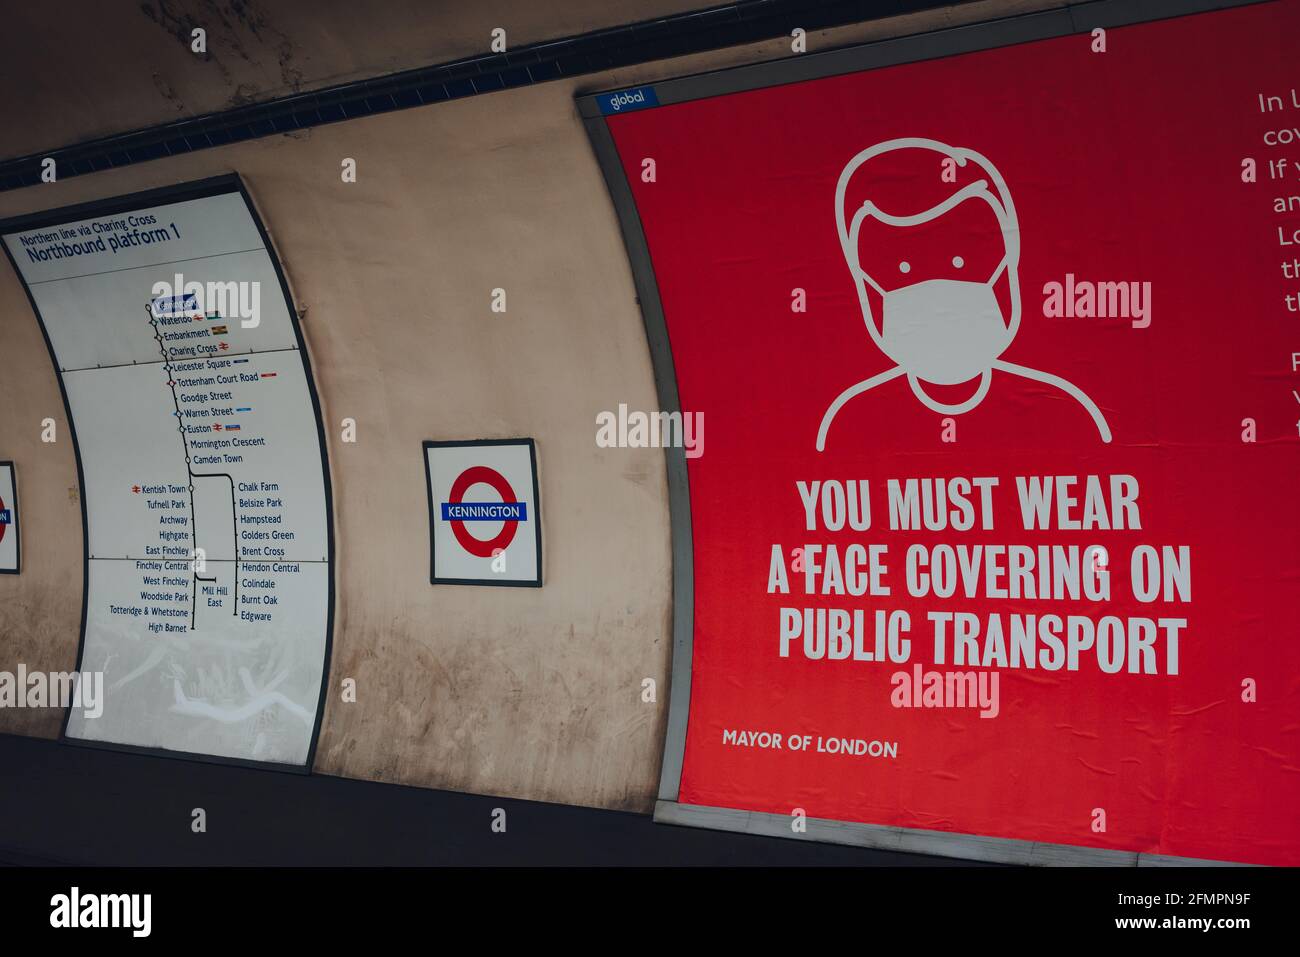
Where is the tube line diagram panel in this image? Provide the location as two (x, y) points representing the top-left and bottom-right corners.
(1, 176), (333, 768)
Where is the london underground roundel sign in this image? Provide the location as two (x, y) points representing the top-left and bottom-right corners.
(443, 465), (526, 558)
(0, 462), (18, 574)
(424, 440), (541, 586)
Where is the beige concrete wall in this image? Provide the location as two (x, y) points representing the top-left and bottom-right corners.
(0, 263), (81, 739)
(0, 0), (1059, 808)
(0, 83), (674, 809)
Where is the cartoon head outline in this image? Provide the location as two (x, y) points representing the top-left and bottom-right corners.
(817, 136), (1112, 449)
(836, 137), (1022, 374)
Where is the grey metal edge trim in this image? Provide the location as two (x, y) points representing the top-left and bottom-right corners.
(655, 802), (1256, 867)
(585, 0), (1276, 861)
(581, 116), (695, 803)
(577, 0), (1271, 114)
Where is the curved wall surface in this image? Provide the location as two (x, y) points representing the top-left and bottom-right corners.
(0, 0), (1060, 810)
(0, 82), (674, 807)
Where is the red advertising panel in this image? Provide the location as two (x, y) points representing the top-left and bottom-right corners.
(604, 1), (1300, 864)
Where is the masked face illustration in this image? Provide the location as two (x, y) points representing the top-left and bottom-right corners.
(874, 267), (1012, 385)
(818, 138), (1112, 450)
(846, 173), (1021, 388)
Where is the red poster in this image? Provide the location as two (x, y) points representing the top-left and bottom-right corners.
(607, 1), (1300, 864)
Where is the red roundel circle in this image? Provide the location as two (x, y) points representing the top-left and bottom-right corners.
(447, 466), (520, 558)
(0, 494), (7, 545)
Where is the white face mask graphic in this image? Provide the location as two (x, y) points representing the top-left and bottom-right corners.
(846, 174), (1021, 390)
(816, 137), (1113, 451)
(874, 269), (1012, 385)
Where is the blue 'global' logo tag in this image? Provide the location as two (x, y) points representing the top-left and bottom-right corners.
(597, 86), (659, 115)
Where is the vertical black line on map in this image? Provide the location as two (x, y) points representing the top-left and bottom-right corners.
(148, 302), (198, 628)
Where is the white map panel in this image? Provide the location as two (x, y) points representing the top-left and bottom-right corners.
(2, 184), (331, 765)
